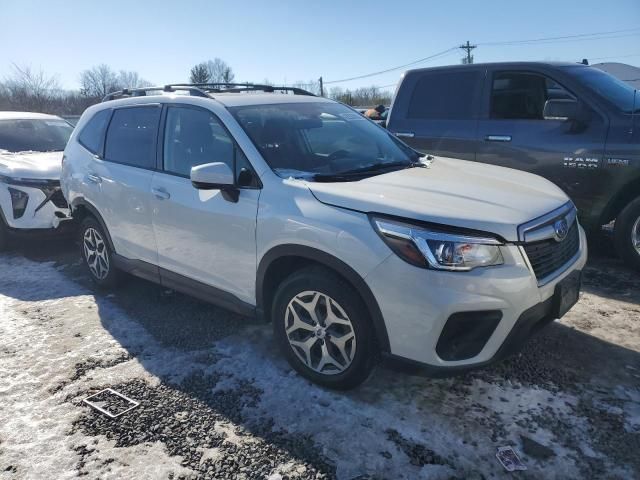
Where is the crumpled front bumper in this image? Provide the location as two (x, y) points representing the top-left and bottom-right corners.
(0, 182), (71, 230)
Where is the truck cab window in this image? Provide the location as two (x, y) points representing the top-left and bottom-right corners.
(408, 71), (481, 119)
(490, 72), (573, 120)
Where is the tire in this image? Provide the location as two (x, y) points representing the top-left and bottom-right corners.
(0, 214), (7, 252)
(272, 266), (377, 389)
(614, 196), (640, 271)
(79, 216), (119, 288)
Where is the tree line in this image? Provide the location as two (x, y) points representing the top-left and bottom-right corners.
(0, 63), (154, 115)
(0, 58), (393, 116)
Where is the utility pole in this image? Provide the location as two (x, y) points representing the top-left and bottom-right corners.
(319, 76), (324, 96)
(459, 40), (477, 64)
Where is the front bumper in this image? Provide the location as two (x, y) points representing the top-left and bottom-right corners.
(0, 182), (71, 230)
(365, 225), (588, 369)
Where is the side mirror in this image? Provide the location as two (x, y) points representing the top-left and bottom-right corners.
(190, 162), (238, 202)
(543, 99), (578, 121)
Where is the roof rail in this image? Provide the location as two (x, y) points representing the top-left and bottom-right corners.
(166, 83), (316, 96)
(101, 85), (210, 102)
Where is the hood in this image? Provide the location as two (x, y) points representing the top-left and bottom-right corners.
(305, 157), (569, 242)
(0, 151), (63, 181)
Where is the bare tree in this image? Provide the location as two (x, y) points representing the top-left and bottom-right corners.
(79, 64), (120, 99)
(0, 63), (153, 115)
(328, 85), (392, 107)
(118, 70), (152, 89)
(291, 79), (321, 95)
(79, 65), (151, 99)
(1, 64), (61, 112)
(207, 58), (234, 83)
(189, 59), (235, 84)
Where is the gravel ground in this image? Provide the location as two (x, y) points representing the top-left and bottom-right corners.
(0, 235), (638, 479)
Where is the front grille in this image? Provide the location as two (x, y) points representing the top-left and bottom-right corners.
(49, 189), (68, 209)
(523, 221), (579, 282)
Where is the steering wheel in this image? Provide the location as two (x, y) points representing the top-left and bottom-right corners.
(327, 149), (350, 162)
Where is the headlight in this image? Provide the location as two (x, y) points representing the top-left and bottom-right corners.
(8, 187), (29, 219)
(371, 217), (504, 271)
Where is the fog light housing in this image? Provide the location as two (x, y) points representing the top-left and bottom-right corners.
(8, 187), (29, 219)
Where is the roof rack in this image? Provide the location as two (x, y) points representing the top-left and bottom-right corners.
(101, 85), (210, 102)
(101, 82), (317, 103)
(167, 83), (316, 96)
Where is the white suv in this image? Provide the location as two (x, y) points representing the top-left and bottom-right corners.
(0, 112), (74, 250)
(62, 84), (587, 389)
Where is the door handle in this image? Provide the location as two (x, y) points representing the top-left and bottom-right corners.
(485, 135), (512, 142)
(86, 173), (102, 184)
(395, 131), (415, 138)
(152, 187), (171, 200)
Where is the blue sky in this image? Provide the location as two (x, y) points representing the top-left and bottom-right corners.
(1, 0), (639, 91)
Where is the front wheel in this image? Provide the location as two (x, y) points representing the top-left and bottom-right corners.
(614, 197), (640, 271)
(272, 266), (377, 389)
(0, 214), (7, 251)
(79, 216), (119, 287)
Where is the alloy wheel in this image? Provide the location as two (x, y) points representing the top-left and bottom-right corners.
(284, 290), (357, 375)
(83, 227), (110, 280)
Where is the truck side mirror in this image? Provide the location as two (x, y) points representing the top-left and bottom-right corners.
(543, 99), (578, 121)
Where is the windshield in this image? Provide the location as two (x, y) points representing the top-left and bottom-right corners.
(0, 118), (74, 153)
(562, 66), (638, 113)
(229, 102), (416, 180)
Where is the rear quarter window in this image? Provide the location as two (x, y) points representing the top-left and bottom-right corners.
(407, 71), (482, 119)
(78, 109), (111, 155)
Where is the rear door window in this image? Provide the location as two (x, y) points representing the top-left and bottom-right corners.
(104, 106), (161, 169)
(78, 109), (111, 155)
(408, 71), (482, 119)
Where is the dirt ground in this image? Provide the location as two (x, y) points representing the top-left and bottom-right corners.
(0, 235), (638, 480)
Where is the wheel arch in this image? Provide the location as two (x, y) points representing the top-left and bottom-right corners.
(256, 244), (390, 353)
(70, 198), (116, 252)
(0, 201), (7, 226)
(600, 176), (640, 225)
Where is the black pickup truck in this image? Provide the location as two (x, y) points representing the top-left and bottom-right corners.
(387, 62), (640, 269)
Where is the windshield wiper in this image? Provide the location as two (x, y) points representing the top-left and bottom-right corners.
(312, 160), (423, 182)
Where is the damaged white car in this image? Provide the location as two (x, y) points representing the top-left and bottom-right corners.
(0, 112), (74, 250)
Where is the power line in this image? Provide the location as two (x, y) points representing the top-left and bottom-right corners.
(478, 27), (640, 46)
(481, 32), (640, 47)
(323, 27), (640, 85)
(323, 47), (458, 84)
(589, 53), (640, 61)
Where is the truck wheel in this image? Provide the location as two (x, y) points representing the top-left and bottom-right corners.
(79, 216), (119, 287)
(614, 197), (640, 271)
(272, 266), (377, 390)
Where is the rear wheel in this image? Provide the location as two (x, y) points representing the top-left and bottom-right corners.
(79, 216), (119, 287)
(272, 266), (377, 389)
(614, 197), (640, 271)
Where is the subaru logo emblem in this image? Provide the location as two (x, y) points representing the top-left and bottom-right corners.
(554, 218), (569, 242)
